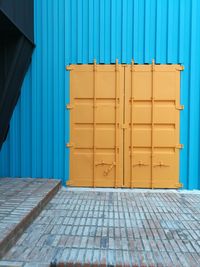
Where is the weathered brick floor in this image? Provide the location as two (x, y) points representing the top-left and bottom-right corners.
(0, 178), (60, 258)
(1, 188), (200, 266)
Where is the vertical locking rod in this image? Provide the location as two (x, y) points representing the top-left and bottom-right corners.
(115, 59), (119, 188)
(93, 59), (97, 187)
(151, 59), (155, 189)
(130, 59), (134, 188)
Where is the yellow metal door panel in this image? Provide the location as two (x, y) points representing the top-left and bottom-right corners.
(96, 70), (118, 99)
(95, 102), (116, 123)
(71, 152), (93, 185)
(131, 70), (152, 100)
(132, 103), (151, 124)
(95, 127), (116, 148)
(131, 150), (151, 188)
(67, 63), (124, 187)
(154, 126), (176, 147)
(153, 150), (179, 188)
(74, 101), (93, 123)
(123, 63), (182, 188)
(154, 103), (176, 123)
(73, 126), (93, 148)
(132, 126), (151, 147)
(71, 68), (94, 98)
(67, 62), (182, 189)
(94, 152), (117, 187)
(154, 72), (177, 100)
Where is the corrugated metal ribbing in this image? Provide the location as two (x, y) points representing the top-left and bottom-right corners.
(0, 0), (200, 189)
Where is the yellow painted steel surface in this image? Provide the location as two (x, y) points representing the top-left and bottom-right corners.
(67, 62), (183, 188)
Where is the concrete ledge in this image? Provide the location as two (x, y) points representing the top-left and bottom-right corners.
(65, 187), (200, 194)
(0, 178), (61, 258)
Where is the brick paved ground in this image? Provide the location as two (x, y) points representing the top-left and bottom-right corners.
(0, 178), (60, 258)
(1, 188), (200, 266)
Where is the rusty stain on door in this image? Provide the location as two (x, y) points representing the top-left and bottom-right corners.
(66, 61), (183, 188)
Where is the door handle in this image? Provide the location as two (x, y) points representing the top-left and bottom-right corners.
(95, 161), (116, 176)
(133, 161), (148, 167)
(95, 160), (114, 166)
(103, 162), (116, 176)
(153, 162), (169, 167)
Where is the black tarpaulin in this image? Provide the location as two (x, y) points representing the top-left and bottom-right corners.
(0, 0), (34, 149)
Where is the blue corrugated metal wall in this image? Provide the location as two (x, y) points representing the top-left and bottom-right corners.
(0, 0), (200, 189)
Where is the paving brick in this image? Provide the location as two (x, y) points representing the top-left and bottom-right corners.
(80, 236), (88, 248)
(2, 189), (200, 266)
(115, 249), (124, 266)
(60, 248), (70, 262)
(84, 249), (93, 265)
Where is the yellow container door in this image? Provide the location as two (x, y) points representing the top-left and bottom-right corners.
(67, 63), (124, 187)
(67, 63), (183, 188)
(124, 63), (183, 188)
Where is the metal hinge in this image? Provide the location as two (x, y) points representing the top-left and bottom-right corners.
(66, 104), (73, 110)
(176, 105), (184, 110)
(175, 183), (183, 188)
(176, 144), (184, 149)
(66, 180), (72, 186)
(176, 65), (184, 71)
(66, 143), (74, 148)
(95, 161), (111, 166)
(66, 65), (73, 71)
